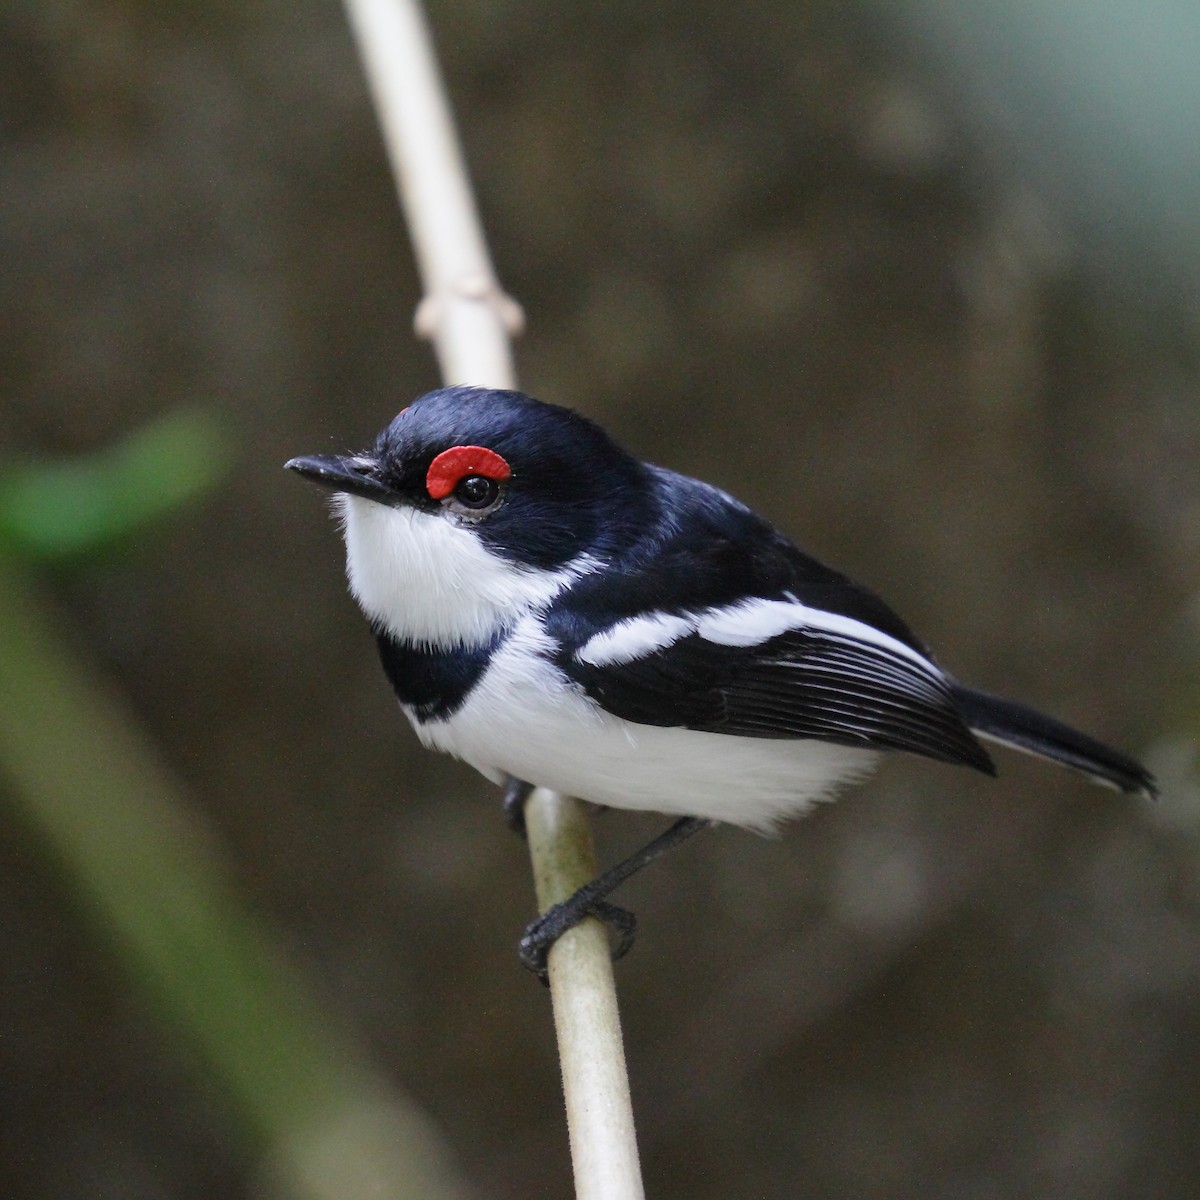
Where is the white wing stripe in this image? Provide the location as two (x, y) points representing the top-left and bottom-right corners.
(576, 596), (941, 678)
(575, 612), (693, 666)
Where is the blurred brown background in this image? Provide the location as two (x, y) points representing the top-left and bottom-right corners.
(2, 2), (1198, 1197)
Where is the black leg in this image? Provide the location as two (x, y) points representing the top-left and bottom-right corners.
(502, 778), (533, 837)
(518, 816), (714, 977)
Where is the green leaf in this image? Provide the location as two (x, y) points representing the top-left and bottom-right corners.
(0, 408), (230, 561)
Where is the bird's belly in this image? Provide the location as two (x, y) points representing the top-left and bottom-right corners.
(410, 627), (880, 831)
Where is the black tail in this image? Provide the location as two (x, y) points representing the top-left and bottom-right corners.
(951, 684), (1157, 799)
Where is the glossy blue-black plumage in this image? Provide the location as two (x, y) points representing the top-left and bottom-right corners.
(372, 386), (655, 570)
(375, 630), (505, 721)
(367, 388), (990, 768)
(545, 464), (927, 651)
(537, 470), (988, 769)
(296, 385), (1154, 798)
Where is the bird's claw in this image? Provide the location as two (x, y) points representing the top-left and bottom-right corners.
(518, 898), (638, 980)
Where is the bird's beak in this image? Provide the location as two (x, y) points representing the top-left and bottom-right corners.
(284, 454), (398, 505)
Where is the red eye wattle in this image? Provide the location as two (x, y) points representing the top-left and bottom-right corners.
(426, 445), (511, 499)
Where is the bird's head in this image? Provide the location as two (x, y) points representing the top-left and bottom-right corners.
(287, 386), (648, 646)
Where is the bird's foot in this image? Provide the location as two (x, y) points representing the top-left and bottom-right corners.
(515, 815), (714, 980)
(518, 894), (638, 980)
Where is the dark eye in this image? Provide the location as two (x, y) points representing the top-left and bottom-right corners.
(453, 474), (500, 510)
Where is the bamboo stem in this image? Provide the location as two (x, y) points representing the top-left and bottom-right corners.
(339, 3), (645, 1196)
(342, 0), (523, 388)
(525, 790), (646, 1200)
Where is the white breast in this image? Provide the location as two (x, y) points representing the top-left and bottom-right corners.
(338, 495), (593, 647)
(412, 617), (880, 832)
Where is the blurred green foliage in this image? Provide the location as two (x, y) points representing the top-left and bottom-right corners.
(0, 407), (467, 1198)
(0, 408), (229, 561)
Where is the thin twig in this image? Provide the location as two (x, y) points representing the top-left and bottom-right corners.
(525, 790), (645, 1200)
(339, 3), (645, 1196)
(342, 0), (522, 387)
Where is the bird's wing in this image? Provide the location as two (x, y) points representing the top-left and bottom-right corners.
(557, 598), (994, 772)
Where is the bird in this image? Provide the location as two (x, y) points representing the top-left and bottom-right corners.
(286, 385), (1156, 974)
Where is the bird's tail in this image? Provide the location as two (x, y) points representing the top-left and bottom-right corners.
(951, 683), (1157, 799)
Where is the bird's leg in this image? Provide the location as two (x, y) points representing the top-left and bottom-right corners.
(518, 815), (715, 977)
(503, 778), (645, 975)
(502, 777), (534, 836)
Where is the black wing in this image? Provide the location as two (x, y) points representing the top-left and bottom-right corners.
(558, 619), (995, 773)
(547, 465), (993, 773)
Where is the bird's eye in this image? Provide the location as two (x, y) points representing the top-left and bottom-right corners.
(426, 444), (511, 517)
(454, 474), (500, 509)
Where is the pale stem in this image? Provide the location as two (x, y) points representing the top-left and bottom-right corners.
(339, 3), (645, 1197)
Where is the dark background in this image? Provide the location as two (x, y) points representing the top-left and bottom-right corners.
(3, 2), (1198, 1197)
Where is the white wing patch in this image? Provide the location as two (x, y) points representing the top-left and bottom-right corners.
(578, 595), (939, 678)
(575, 612), (694, 666)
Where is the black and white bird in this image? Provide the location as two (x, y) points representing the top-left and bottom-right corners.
(287, 385), (1155, 972)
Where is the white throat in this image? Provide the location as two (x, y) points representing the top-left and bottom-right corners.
(337, 495), (591, 648)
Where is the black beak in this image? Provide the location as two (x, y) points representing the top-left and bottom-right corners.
(284, 454), (398, 504)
